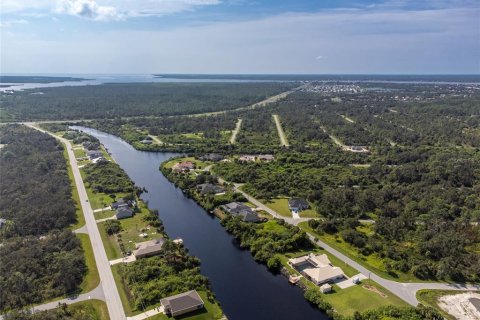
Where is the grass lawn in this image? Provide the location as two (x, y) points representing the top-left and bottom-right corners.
(94, 209), (116, 220)
(279, 250), (406, 316)
(259, 220), (289, 234)
(163, 157), (211, 170)
(262, 198), (292, 217)
(416, 290), (466, 320)
(323, 279), (407, 316)
(74, 147), (86, 158)
(98, 202), (164, 260)
(262, 197), (319, 218)
(77, 234), (100, 293)
(298, 222), (425, 282)
(117, 204), (164, 253)
(98, 221), (122, 260)
(69, 299), (110, 320)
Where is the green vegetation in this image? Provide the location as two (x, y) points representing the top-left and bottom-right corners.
(1, 82), (295, 121)
(78, 234), (100, 293)
(0, 125), (77, 236)
(0, 125), (86, 312)
(83, 161), (135, 194)
(0, 230), (86, 311)
(3, 300), (109, 320)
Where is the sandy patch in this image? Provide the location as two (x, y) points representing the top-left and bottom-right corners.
(438, 292), (480, 320)
(362, 284), (387, 298)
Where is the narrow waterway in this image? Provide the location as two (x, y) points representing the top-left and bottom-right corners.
(74, 127), (327, 320)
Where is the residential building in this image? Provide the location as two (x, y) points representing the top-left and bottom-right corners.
(288, 253), (345, 285)
(221, 202), (261, 223)
(111, 199), (129, 209)
(133, 238), (165, 259)
(161, 290), (204, 317)
(197, 183), (226, 195)
(258, 154), (275, 161)
(116, 207), (134, 219)
(199, 153), (224, 162)
(288, 198), (309, 212)
(172, 161), (195, 173)
(86, 150), (103, 160)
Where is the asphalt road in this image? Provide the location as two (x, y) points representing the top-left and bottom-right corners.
(27, 123), (126, 320)
(219, 174), (480, 306)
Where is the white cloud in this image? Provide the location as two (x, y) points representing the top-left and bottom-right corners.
(56, 0), (122, 21)
(1, 0), (221, 20)
(0, 19), (28, 28)
(315, 55), (325, 60)
(2, 6), (478, 73)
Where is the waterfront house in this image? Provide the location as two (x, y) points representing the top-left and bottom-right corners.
(197, 183), (226, 195)
(288, 198), (309, 212)
(199, 153), (224, 162)
(288, 253), (345, 286)
(172, 161), (195, 173)
(111, 199), (129, 210)
(160, 290), (204, 317)
(116, 207), (134, 219)
(221, 202), (261, 223)
(87, 150), (103, 160)
(133, 238), (165, 259)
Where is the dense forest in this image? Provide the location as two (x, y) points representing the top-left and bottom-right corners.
(0, 82), (295, 120)
(83, 161), (135, 194)
(0, 125), (76, 236)
(4, 303), (102, 320)
(0, 125), (86, 312)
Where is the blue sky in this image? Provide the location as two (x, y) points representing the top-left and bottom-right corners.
(1, 0), (479, 74)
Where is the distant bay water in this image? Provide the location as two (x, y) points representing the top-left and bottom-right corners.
(1, 73), (478, 93)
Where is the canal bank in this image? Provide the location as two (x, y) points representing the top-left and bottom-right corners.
(73, 127), (328, 320)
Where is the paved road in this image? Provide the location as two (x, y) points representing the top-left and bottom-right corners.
(308, 234), (480, 305)
(230, 119), (242, 144)
(217, 173), (480, 306)
(32, 285), (105, 313)
(27, 123), (126, 320)
(273, 114), (289, 147)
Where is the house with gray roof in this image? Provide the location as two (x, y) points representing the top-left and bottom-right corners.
(288, 198), (309, 212)
(197, 183), (226, 195)
(161, 290), (204, 317)
(221, 202), (262, 223)
(87, 150), (103, 160)
(133, 238), (165, 259)
(115, 207), (134, 219)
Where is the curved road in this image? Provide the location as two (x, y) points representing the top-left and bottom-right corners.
(222, 177), (480, 306)
(27, 123), (126, 320)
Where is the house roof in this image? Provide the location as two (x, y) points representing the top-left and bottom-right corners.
(288, 198), (309, 208)
(133, 238), (165, 257)
(303, 266), (344, 283)
(307, 253), (331, 268)
(222, 202), (251, 214)
(116, 207), (133, 217)
(289, 253), (331, 268)
(238, 210), (260, 222)
(198, 183), (225, 194)
(160, 290), (204, 314)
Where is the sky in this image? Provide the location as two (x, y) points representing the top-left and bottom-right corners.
(1, 0), (479, 74)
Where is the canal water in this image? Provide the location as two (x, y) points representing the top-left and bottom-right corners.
(74, 127), (327, 320)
